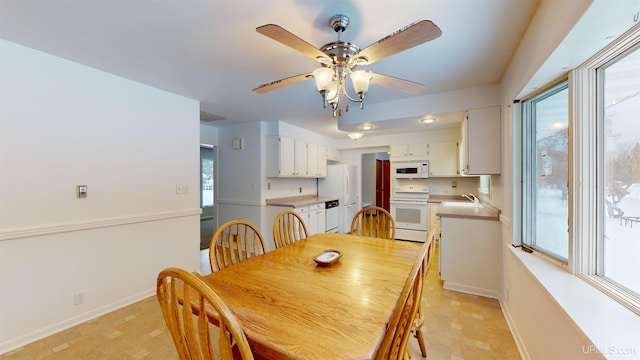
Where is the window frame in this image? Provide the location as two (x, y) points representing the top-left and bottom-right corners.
(573, 24), (640, 315)
(520, 78), (571, 265)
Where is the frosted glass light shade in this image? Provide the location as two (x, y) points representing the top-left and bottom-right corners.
(313, 67), (334, 91)
(327, 81), (340, 104)
(350, 70), (372, 94)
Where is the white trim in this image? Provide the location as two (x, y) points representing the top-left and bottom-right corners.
(0, 289), (156, 355)
(217, 199), (264, 206)
(442, 281), (500, 299)
(573, 22), (640, 315)
(498, 296), (531, 360)
(0, 209), (202, 241)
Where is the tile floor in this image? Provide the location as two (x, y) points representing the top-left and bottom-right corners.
(1, 243), (521, 360)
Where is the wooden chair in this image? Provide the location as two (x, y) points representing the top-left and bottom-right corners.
(156, 267), (254, 360)
(350, 206), (396, 239)
(273, 210), (309, 248)
(374, 241), (429, 359)
(209, 220), (266, 272)
(411, 229), (437, 357)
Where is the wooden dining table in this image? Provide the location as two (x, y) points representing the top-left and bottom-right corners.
(198, 232), (423, 360)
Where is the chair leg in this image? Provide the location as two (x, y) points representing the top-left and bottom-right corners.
(414, 329), (427, 358)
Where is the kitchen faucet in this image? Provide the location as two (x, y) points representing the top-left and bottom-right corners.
(462, 193), (479, 204)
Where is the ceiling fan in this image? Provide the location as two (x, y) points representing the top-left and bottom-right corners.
(253, 14), (442, 117)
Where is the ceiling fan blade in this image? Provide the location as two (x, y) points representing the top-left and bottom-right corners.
(357, 20), (442, 65)
(370, 72), (425, 95)
(253, 73), (313, 93)
(256, 24), (331, 63)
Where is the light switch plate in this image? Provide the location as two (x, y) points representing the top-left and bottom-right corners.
(77, 185), (87, 198)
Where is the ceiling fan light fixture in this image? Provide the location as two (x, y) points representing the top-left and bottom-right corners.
(313, 67), (334, 91)
(350, 70), (372, 95)
(348, 132), (363, 140)
(254, 15), (441, 119)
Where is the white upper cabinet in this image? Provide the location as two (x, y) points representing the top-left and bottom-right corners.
(266, 135), (295, 177)
(267, 136), (327, 178)
(294, 139), (307, 177)
(326, 148), (341, 161)
(427, 141), (459, 177)
(316, 145), (327, 177)
(390, 144), (429, 161)
(460, 106), (501, 175)
(306, 143), (318, 177)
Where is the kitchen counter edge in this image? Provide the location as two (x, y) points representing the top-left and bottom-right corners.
(436, 201), (501, 221)
(266, 195), (337, 208)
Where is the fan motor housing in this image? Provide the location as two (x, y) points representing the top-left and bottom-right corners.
(320, 41), (361, 66)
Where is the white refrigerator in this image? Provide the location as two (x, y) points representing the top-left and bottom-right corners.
(318, 164), (358, 233)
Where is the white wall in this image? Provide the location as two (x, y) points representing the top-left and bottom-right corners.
(0, 40), (201, 353)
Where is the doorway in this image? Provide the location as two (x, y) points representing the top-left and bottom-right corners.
(361, 152), (390, 211)
(200, 145), (217, 250)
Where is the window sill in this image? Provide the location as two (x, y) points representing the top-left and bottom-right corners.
(507, 244), (640, 359)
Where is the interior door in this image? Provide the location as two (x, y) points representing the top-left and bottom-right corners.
(376, 159), (390, 211)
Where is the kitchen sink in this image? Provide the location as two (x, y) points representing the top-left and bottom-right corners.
(441, 201), (483, 208)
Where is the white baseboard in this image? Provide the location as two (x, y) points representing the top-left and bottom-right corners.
(498, 296), (531, 360)
(0, 288), (156, 355)
(442, 281), (500, 299)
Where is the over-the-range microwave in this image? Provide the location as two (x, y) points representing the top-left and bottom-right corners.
(392, 161), (429, 178)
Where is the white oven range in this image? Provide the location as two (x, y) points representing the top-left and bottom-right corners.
(389, 198), (429, 242)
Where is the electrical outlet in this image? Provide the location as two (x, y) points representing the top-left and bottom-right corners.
(74, 290), (86, 305)
(175, 184), (189, 194)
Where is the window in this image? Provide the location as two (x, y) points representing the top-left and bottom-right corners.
(583, 39), (640, 312)
(521, 80), (570, 263)
(521, 24), (640, 313)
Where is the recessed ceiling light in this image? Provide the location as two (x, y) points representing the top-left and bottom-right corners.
(361, 124), (373, 130)
(421, 117), (435, 124)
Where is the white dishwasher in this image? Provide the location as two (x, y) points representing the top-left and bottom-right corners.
(325, 200), (339, 233)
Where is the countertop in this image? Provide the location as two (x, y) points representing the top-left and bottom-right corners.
(436, 201), (501, 221)
(427, 195), (473, 203)
(265, 195), (337, 208)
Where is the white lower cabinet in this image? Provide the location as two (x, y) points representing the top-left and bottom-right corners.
(294, 203), (325, 235)
(439, 216), (501, 298)
(428, 204), (440, 241)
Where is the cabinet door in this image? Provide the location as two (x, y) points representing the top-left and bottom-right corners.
(326, 148), (340, 161)
(317, 145), (327, 177)
(267, 135), (295, 177)
(459, 116), (468, 175)
(389, 144), (408, 160)
(428, 204), (440, 241)
(464, 106), (501, 175)
(307, 143), (318, 177)
(294, 139), (307, 177)
(428, 141), (458, 176)
(308, 204), (325, 235)
(280, 136), (295, 176)
(390, 144), (428, 160)
(408, 144), (429, 159)
(293, 206), (309, 228)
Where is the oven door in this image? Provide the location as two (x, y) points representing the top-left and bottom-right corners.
(389, 199), (429, 231)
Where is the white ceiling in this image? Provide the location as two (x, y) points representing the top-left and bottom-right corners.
(0, 0), (549, 138)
